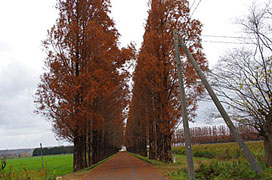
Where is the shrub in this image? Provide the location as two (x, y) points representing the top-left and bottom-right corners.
(0, 158), (7, 172)
(193, 150), (215, 159)
(195, 159), (260, 180)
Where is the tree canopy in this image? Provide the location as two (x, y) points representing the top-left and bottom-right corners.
(125, 0), (208, 162)
(35, 0), (134, 171)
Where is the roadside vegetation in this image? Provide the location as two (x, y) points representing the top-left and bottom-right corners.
(0, 153), (116, 180)
(172, 141), (272, 179)
(132, 141), (272, 180)
(1, 141), (272, 179)
(172, 141), (264, 160)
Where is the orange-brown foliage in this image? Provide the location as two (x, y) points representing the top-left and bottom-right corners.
(125, 0), (208, 162)
(35, 0), (134, 171)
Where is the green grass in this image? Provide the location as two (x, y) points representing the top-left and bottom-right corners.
(172, 141), (264, 160)
(130, 152), (191, 179)
(2, 153), (116, 179)
(1, 141), (271, 179)
(5, 154), (73, 177)
(131, 141), (272, 180)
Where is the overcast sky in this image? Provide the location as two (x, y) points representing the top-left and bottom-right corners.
(0, 0), (266, 150)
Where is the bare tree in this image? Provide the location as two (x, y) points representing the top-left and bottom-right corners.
(211, 2), (272, 167)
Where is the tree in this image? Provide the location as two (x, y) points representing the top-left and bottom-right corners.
(211, 2), (272, 167)
(126, 0), (208, 163)
(35, 0), (133, 171)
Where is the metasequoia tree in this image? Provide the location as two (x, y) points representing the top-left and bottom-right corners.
(211, 3), (272, 167)
(35, 0), (133, 171)
(125, 64), (149, 157)
(126, 0), (208, 162)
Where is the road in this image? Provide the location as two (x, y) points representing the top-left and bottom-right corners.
(83, 151), (169, 180)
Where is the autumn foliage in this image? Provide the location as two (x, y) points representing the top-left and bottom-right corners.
(125, 0), (208, 162)
(35, 0), (134, 171)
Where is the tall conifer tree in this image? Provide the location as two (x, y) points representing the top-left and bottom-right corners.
(35, 0), (133, 171)
(126, 0), (208, 162)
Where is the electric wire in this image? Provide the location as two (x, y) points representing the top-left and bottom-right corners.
(202, 35), (248, 39)
(201, 34), (271, 45)
(190, 0), (197, 10)
(202, 40), (256, 45)
(190, 0), (202, 17)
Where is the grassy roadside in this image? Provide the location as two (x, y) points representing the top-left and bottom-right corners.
(130, 141), (272, 180)
(129, 152), (205, 180)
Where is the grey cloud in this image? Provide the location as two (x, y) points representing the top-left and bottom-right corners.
(0, 59), (63, 149)
(0, 41), (11, 52)
(0, 128), (69, 150)
(0, 61), (38, 98)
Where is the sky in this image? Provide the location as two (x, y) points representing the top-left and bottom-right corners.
(0, 0), (267, 150)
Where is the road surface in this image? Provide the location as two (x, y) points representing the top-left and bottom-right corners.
(83, 151), (169, 180)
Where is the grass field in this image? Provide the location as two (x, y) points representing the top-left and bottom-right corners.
(1, 154), (73, 179)
(1, 153), (115, 180)
(172, 141), (264, 160)
(132, 141), (272, 180)
(1, 141), (272, 179)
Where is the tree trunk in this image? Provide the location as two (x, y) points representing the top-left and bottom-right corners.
(264, 110), (272, 167)
(87, 130), (92, 167)
(82, 135), (87, 168)
(73, 134), (86, 171)
(156, 122), (162, 161)
(149, 129), (154, 159)
(92, 130), (98, 164)
(140, 125), (147, 157)
(264, 136), (272, 167)
(98, 130), (103, 162)
(149, 121), (155, 159)
(163, 133), (172, 162)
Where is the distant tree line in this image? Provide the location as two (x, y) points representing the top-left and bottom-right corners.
(172, 125), (263, 145)
(32, 146), (73, 156)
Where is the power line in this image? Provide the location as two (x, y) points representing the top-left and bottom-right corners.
(190, 0), (197, 10)
(203, 34), (272, 44)
(191, 0), (202, 17)
(202, 35), (248, 39)
(202, 40), (256, 45)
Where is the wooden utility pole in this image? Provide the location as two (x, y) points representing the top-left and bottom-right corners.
(40, 143), (44, 169)
(173, 30), (195, 180)
(178, 35), (263, 175)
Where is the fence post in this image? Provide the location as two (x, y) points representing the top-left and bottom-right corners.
(40, 143), (44, 169)
(173, 152), (176, 164)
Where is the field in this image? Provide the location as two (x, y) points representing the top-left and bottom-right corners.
(133, 141), (272, 180)
(1, 154), (73, 179)
(172, 141), (264, 160)
(1, 141), (272, 179)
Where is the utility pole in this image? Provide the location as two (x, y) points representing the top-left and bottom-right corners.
(173, 30), (195, 180)
(178, 34), (263, 175)
(40, 143), (44, 170)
